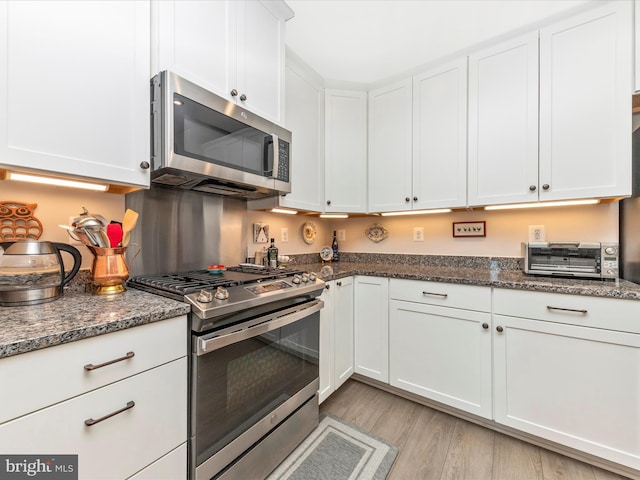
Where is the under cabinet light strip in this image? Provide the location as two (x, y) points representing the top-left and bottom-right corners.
(320, 214), (349, 219)
(6, 171), (108, 191)
(380, 209), (452, 216)
(271, 208), (298, 215)
(484, 199), (599, 210)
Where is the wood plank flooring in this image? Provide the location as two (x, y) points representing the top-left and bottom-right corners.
(319, 380), (633, 480)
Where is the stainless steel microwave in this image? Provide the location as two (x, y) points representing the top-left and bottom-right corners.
(523, 242), (619, 280)
(150, 71), (291, 199)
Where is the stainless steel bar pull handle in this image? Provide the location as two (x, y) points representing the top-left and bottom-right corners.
(84, 351), (135, 371)
(547, 306), (588, 314)
(422, 291), (448, 298)
(84, 401), (135, 426)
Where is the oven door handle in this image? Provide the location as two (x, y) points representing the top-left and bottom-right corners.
(196, 299), (324, 355)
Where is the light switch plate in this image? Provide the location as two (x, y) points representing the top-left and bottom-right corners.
(413, 227), (424, 242)
(337, 229), (346, 242)
(280, 227), (289, 243)
(453, 221), (486, 237)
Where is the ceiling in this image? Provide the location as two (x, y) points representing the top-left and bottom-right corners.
(285, 0), (595, 85)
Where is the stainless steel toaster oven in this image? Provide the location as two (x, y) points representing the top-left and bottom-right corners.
(523, 242), (619, 280)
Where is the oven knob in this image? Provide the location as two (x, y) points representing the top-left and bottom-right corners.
(197, 289), (214, 303)
(309, 272), (317, 281)
(214, 286), (229, 300)
(301, 273), (309, 283)
(292, 274), (302, 284)
(605, 246), (617, 255)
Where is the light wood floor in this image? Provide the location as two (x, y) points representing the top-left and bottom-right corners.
(319, 379), (633, 480)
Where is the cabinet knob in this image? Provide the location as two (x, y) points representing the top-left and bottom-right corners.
(413, 196), (418, 202)
(482, 323), (489, 329)
(140, 161), (150, 170)
(239, 93), (247, 102)
(496, 326), (504, 333)
(336, 281), (342, 286)
(325, 284), (330, 290)
(542, 184), (550, 190)
(529, 185), (537, 191)
(230, 89), (238, 97)
(326, 200), (331, 206)
(405, 197), (410, 202)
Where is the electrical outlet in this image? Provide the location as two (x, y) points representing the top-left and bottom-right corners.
(528, 225), (545, 242)
(280, 227), (289, 243)
(337, 229), (346, 242)
(413, 227), (424, 242)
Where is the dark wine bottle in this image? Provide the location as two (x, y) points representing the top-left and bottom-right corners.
(332, 230), (339, 261)
(267, 238), (278, 268)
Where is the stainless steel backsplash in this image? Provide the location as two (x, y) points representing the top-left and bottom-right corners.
(125, 187), (248, 276)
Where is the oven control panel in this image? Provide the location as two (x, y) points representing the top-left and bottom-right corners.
(245, 280), (292, 295)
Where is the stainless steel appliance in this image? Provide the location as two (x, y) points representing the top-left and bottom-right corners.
(0, 241), (81, 306)
(150, 70), (291, 199)
(128, 265), (323, 480)
(620, 112), (640, 283)
(523, 241), (619, 280)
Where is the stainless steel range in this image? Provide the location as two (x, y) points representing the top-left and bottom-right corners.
(128, 264), (324, 480)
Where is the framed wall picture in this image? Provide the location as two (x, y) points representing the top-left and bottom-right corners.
(254, 223), (269, 243)
(453, 221), (486, 238)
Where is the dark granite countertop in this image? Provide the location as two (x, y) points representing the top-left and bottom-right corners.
(0, 288), (190, 359)
(298, 261), (640, 301)
(4, 257), (640, 360)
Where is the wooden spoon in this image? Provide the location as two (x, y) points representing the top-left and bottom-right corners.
(121, 209), (139, 247)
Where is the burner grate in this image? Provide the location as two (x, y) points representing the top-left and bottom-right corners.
(130, 270), (237, 295)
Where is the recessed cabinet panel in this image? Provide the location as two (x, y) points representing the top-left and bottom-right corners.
(0, 0), (150, 187)
(539, 1), (632, 200)
(325, 90), (367, 213)
(354, 276), (389, 382)
(468, 33), (539, 206)
(368, 79), (413, 212)
(413, 59), (468, 209)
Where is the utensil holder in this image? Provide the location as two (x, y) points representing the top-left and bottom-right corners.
(88, 244), (141, 295)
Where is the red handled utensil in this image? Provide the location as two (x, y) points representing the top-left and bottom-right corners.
(106, 223), (123, 248)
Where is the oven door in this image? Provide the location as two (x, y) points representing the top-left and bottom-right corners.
(191, 299), (322, 480)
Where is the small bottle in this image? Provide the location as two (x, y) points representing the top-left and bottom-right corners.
(267, 238), (278, 268)
(332, 230), (339, 261)
(262, 246), (268, 267)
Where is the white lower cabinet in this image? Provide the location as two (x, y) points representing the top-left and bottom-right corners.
(128, 441), (187, 479)
(389, 279), (492, 419)
(319, 277), (354, 403)
(0, 317), (188, 480)
(493, 289), (640, 471)
(354, 276), (389, 382)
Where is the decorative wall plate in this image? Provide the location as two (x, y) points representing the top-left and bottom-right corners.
(320, 246), (333, 261)
(0, 201), (42, 241)
(365, 223), (389, 243)
(302, 222), (317, 244)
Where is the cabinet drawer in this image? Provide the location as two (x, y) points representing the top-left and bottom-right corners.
(129, 442), (187, 480)
(0, 315), (187, 423)
(389, 279), (491, 312)
(0, 357), (187, 480)
(493, 289), (640, 333)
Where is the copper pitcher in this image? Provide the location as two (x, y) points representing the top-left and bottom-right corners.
(88, 244), (140, 295)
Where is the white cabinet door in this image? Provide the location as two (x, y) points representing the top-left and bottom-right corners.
(0, 0), (150, 188)
(354, 276), (389, 382)
(389, 300), (492, 419)
(539, 1), (632, 200)
(468, 33), (539, 206)
(333, 277), (354, 389)
(413, 58), (468, 209)
(493, 315), (640, 470)
(368, 79), (413, 213)
(279, 59), (324, 212)
(318, 282), (335, 404)
(325, 90), (368, 213)
(153, 0), (290, 123)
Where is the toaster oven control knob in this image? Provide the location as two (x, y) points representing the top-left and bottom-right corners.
(197, 289), (214, 303)
(605, 246), (617, 255)
(292, 274), (302, 284)
(214, 286), (229, 300)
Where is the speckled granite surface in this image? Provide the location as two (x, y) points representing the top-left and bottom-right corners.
(0, 287), (190, 359)
(4, 255), (640, 360)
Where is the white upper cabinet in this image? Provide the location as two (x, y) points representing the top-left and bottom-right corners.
(153, 0), (292, 124)
(539, 0), (632, 201)
(0, 0), (150, 188)
(279, 57), (324, 212)
(368, 79), (413, 212)
(412, 59), (468, 209)
(325, 89), (368, 213)
(468, 33), (539, 207)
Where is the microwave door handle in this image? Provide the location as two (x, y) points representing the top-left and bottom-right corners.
(267, 133), (279, 179)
